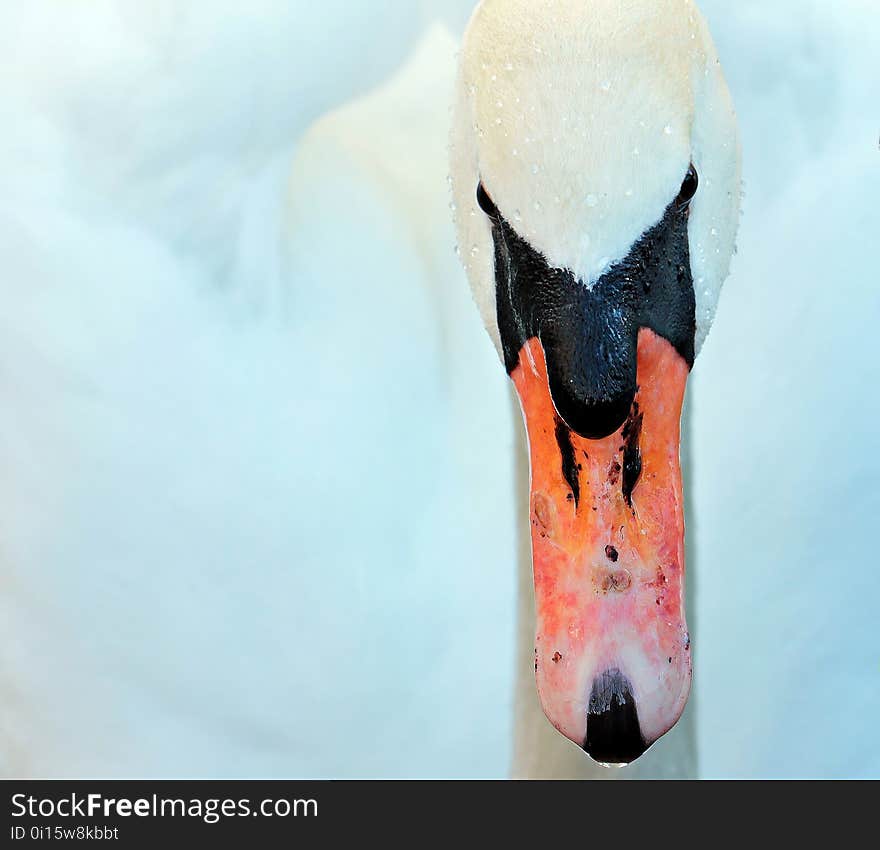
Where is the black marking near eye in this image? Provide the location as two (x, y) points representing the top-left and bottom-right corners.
(476, 181), (498, 217)
(486, 169), (696, 440)
(621, 403), (644, 507)
(677, 164), (699, 209)
(554, 417), (580, 508)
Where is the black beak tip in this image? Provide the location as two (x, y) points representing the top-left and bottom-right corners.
(582, 669), (648, 766)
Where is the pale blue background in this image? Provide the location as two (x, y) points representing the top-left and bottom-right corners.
(0, 1), (877, 778)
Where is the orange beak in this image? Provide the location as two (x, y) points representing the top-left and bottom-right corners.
(512, 327), (691, 764)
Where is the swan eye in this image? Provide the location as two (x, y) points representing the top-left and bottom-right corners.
(476, 181), (498, 217)
(677, 164), (699, 208)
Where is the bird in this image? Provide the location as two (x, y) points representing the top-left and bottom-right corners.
(449, 0), (741, 770)
(0, 1), (741, 780)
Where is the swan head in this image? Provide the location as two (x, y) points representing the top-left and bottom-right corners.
(450, 0), (740, 764)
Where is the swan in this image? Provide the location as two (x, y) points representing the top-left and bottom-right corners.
(1, 3), (737, 779)
(449, 0), (740, 768)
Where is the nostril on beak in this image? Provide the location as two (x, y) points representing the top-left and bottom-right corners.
(582, 669), (648, 765)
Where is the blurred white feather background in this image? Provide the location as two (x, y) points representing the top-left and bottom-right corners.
(0, 0), (877, 777)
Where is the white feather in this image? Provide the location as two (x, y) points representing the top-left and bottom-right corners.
(450, 0), (741, 356)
